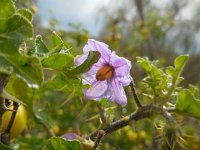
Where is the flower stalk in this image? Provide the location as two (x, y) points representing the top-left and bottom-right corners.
(1, 101), (19, 145)
(130, 81), (142, 108)
(90, 104), (153, 140)
(0, 74), (10, 143)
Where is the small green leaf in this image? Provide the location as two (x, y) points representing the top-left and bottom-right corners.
(174, 55), (189, 72)
(42, 53), (74, 70)
(167, 55), (189, 78)
(176, 89), (200, 118)
(136, 57), (152, 72)
(43, 137), (82, 150)
(166, 66), (175, 76)
(66, 51), (100, 75)
(34, 35), (49, 56)
(0, 0), (15, 19)
(98, 98), (107, 107)
(189, 84), (199, 99)
(5, 76), (33, 106)
(52, 31), (63, 51)
(17, 9), (33, 21)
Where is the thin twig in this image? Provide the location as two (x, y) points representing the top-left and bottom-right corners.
(90, 105), (152, 140)
(1, 101), (19, 145)
(164, 107), (176, 113)
(98, 106), (106, 125)
(93, 130), (105, 149)
(0, 74), (10, 142)
(0, 97), (4, 142)
(130, 81), (142, 108)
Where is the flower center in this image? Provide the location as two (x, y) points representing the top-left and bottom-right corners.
(96, 65), (114, 81)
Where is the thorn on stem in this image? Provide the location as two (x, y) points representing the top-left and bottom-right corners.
(93, 130), (105, 149)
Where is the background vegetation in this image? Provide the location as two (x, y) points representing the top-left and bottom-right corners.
(1, 0), (200, 149)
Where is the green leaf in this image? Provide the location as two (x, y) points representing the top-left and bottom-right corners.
(0, 0), (15, 19)
(0, 55), (43, 85)
(34, 35), (49, 56)
(0, 1), (43, 85)
(176, 89), (200, 118)
(137, 57), (169, 96)
(136, 57), (152, 72)
(40, 73), (83, 96)
(189, 84), (199, 98)
(0, 14), (33, 51)
(1, 90), (24, 105)
(5, 76), (33, 105)
(42, 53), (74, 70)
(17, 9), (33, 21)
(66, 51), (100, 75)
(52, 31), (64, 51)
(165, 66), (175, 77)
(166, 55), (189, 78)
(43, 137), (82, 150)
(174, 55), (189, 72)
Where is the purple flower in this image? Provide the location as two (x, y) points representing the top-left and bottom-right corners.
(75, 39), (132, 106)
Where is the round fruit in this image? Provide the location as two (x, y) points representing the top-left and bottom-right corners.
(1, 103), (27, 138)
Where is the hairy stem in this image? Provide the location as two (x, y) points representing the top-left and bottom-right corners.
(93, 130), (105, 149)
(0, 97), (4, 142)
(130, 81), (142, 108)
(0, 74), (10, 142)
(98, 106), (106, 125)
(90, 105), (152, 140)
(1, 102), (19, 145)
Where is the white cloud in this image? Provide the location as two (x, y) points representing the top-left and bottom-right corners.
(37, 0), (112, 35)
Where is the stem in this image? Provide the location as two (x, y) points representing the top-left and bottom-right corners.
(130, 81), (142, 108)
(158, 78), (176, 106)
(90, 105), (152, 140)
(98, 106), (106, 125)
(0, 97), (4, 142)
(1, 102), (19, 145)
(93, 130), (105, 149)
(0, 74), (10, 142)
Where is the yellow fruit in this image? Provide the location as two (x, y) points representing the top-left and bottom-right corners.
(138, 131), (146, 139)
(127, 131), (138, 141)
(1, 104), (27, 138)
(52, 125), (60, 135)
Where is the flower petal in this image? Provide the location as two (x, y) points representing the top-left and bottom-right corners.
(105, 78), (127, 106)
(85, 80), (108, 100)
(119, 75), (132, 86)
(83, 39), (111, 62)
(110, 52), (131, 77)
(61, 133), (78, 140)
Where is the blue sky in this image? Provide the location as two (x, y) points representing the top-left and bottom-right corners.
(37, 0), (112, 36)
(37, 0), (200, 49)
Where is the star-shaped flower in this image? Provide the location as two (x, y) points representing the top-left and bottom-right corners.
(75, 39), (132, 106)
